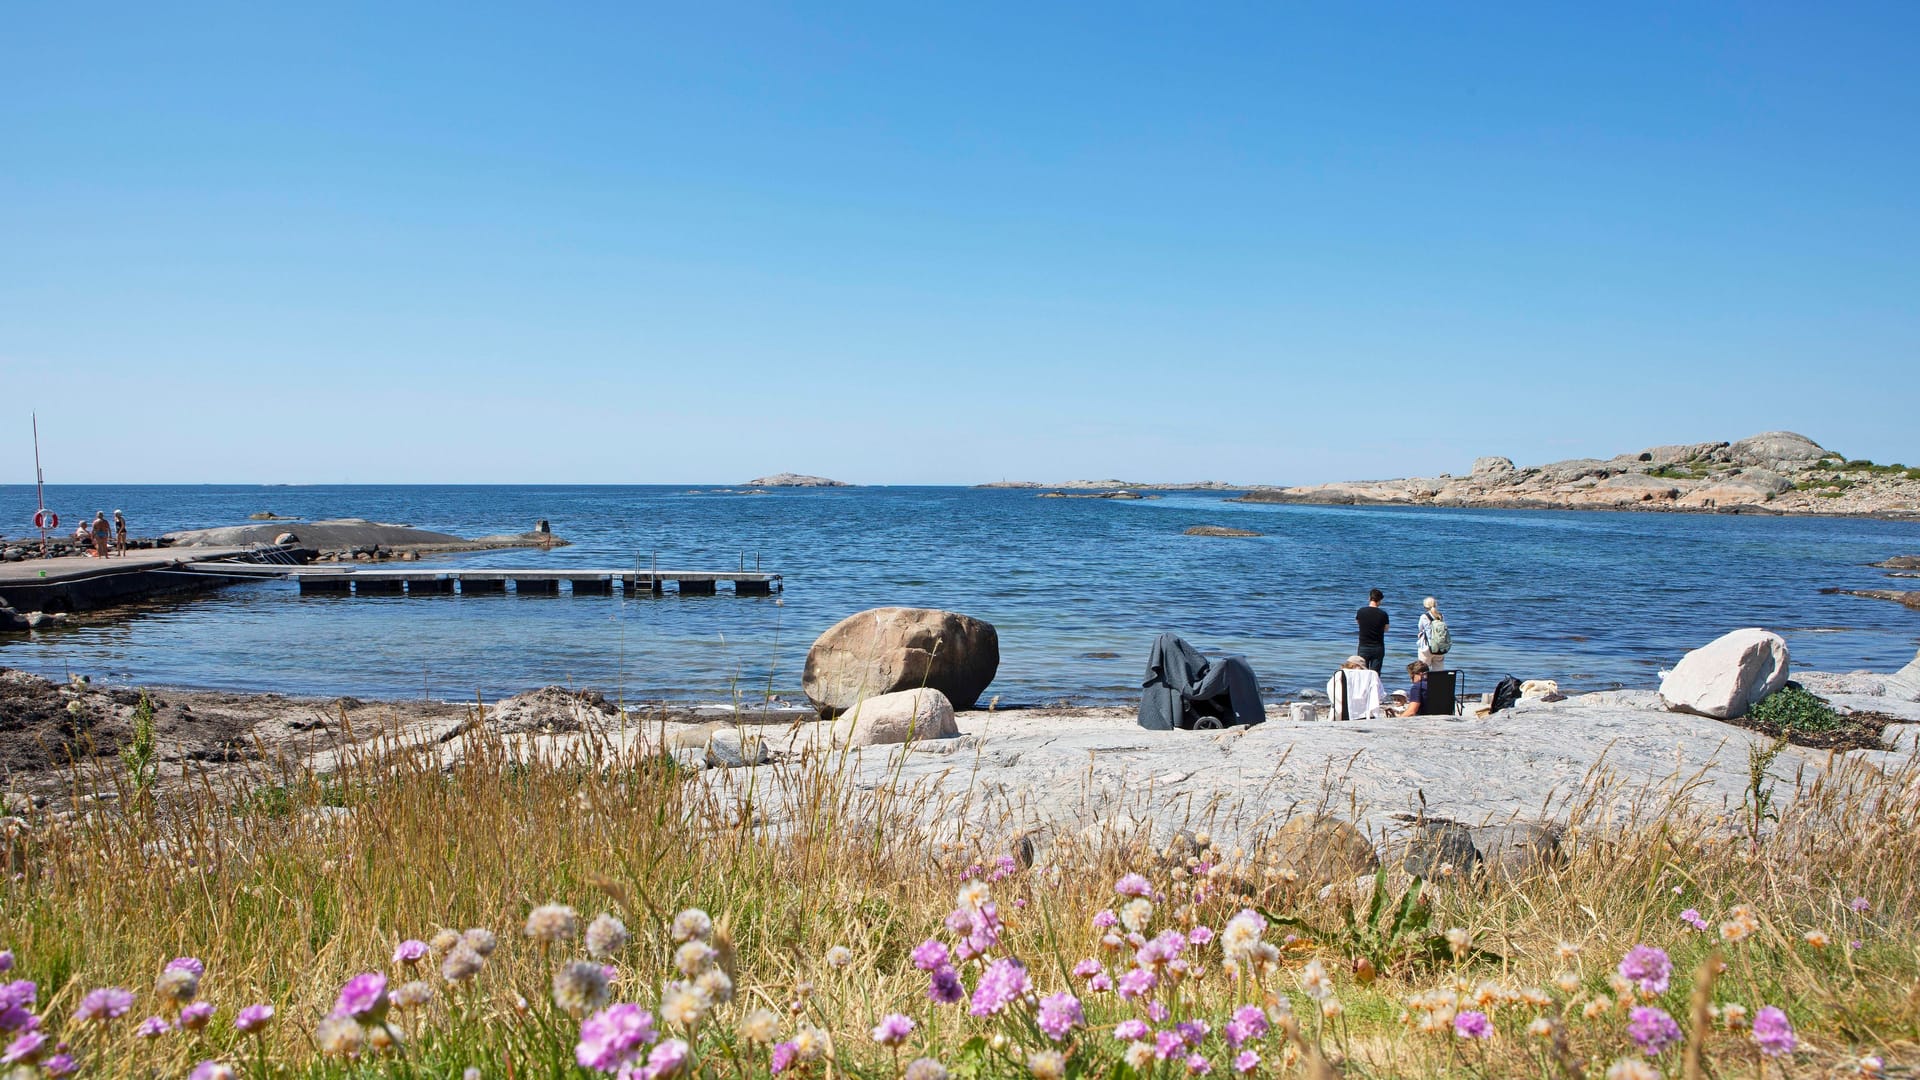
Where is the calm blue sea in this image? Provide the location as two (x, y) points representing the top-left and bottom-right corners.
(3, 484), (1917, 704)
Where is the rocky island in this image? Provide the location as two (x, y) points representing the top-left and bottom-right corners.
(743, 473), (850, 487)
(1235, 431), (1920, 517)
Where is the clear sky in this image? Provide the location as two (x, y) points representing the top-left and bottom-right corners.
(3, 3), (1916, 485)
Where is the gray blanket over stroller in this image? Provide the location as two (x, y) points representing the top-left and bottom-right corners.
(1137, 632), (1266, 730)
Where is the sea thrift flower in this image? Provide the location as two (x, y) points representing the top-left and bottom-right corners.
(1186, 1053), (1213, 1075)
(1089, 972), (1113, 992)
(75, 987), (135, 1022)
(167, 957), (206, 977)
(791, 1023), (829, 1061)
(462, 928), (498, 956)
(1225, 1004), (1268, 1048)
(136, 1016), (171, 1038)
(1124, 1041), (1156, 1070)
(824, 946), (853, 970)
(155, 966), (201, 1005)
(912, 940), (950, 971)
(1751, 1006), (1796, 1056)
(524, 905), (578, 945)
(1115, 1019), (1150, 1041)
(1804, 930), (1830, 947)
(643, 1038), (690, 1078)
(1849, 897), (1870, 913)
(1072, 958), (1103, 979)
(391, 981), (433, 1011)
(1627, 1006), (1683, 1055)
(1188, 926), (1215, 946)
(903, 1058), (948, 1080)
(1679, 909), (1709, 932)
(674, 941), (718, 977)
(969, 958), (1030, 1017)
(1156, 1031), (1186, 1060)
(1528, 1017), (1555, 1039)
(770, 1042), (797, 1074)
(928, 965), (964, 1005)
(871, 1013), (914, 1046)
(1234, 1051), (1260, 1074)
(739, 1008), (779, 1044)
(442, 944), (485, 983)
(1116, 873), (1154, 898)
(0, 954), (10, 973)
(1093, 910), (1118, 929)
(313, 1015), (364, 1058)
(2, 1032), (46, 1065)
(1605, 1059), (1661, 1080)
(1036, 992), (1083, 1041)
(1300, 958), (1334, 1001)
(671, 909), (713, 943)
(189, 1062), (236, 1080)
(43, 1054), (76, 1078)
(1720, 905), (1759, 943)
(1119, 898), (1154, 933)
(1445, 928), (1471, 956)
(575, 1003), (657, 1071)
(1116, 967), (1157, 999)
(1148, 999), (1171, 1023)
(585, 914), (629, 959)
(1454, 1011), (1492, 1039)
(1618, 946), (1673, 995)
(393, 940), (429, 966)
(234, 1004), (274, 1033)
(694, 966), (734, 1005)
(552, 962), (610, 1016)
(1029, 1048), (1067, 1080)
(429, 929), (463, 955)
(659, 981), (708, 1027)
(333, 973), (389, 1023)
(179, 1001), (215, 1030)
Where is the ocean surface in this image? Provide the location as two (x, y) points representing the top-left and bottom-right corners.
(3, 484), (1917, 705)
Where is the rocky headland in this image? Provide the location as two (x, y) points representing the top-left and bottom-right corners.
(1234, 431), (1920, 517)
(979, 480), (1246, 491)
(743, 473), (850, 487)
(160, 517), (567, 559)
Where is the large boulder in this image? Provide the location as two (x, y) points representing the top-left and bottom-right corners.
(1470, 456), (1515, 477)
(1258, 814), (1379, 886)
(830, 688), (959, 748)
(803, 607), (999, 713)
(1658, 629), (1791, 719)
(1727, 431), (1829, 472)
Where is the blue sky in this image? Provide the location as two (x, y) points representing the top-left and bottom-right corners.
(3, 3), (1916, 484)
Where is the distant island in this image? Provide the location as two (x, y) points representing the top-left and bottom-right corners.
(978, 480), (1246, 491)
(744, 473), (850, 488)
(1233, 432), (1920, 517)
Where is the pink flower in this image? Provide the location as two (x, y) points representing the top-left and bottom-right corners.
(1849, 897), (1870, 913)
(1454, 1011), (1492, 1039)
(645, 1038), (689, 1078)
(1751, 1006), (1795, 1057)
(333, 973), (388, 1022)
(871, 1013), (915, 1047)
(1679, 909), (1709, 931)
(1225, 1004), (1268, 1048)
(74, 987), (135, 1022)
(968, 959), (1029, 1017)
(1072, 959), (1103, 979)
(1036, 993), (1083, 1041)
(1188, 927), (1215, 946)
(928, 966), (964, 1005)
(392, 940), (430, 966)
(42, 1053), (77, 1077)
(188, 1062), (235, 1080)
(770, 1042), (797, 1074)
(1234, 1050), (1260, 1074)
(576, 1003), (657, 1072)
(1114, 1019), (1150, 1041)
(0, 954), (11, 973)
(1116, 967), (1157, 999)
(1093, 910), (1119, 929)
(1147, 1000), (1169, 1023)
(1618, 946), (1672, 995)
(179, 1001), (215, 1030)
(2, 1032), (46, 1065)
(166, 958), (206, 977)
(1186, 1053), (1213, 1075)
(1116, 873), (1154, 898)
(1155, 1030), (1185, 1060)
(234, 1005), (274, 1034)
(1627, 1006), (1683, 1055)
(1089, 973), (1113, 993)
(136, 1016), (171, 1038)
(911, 939), (950, 972)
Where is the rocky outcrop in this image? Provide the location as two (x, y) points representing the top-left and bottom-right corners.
(831, 688), (959, 748)
(1827, 589), (1920, 611)
(803, 608), (1000, 714)
(743, 474), (850, 487)
(1184, 525), (1262, 538)
(1234, 432), (1920, 517)
(1658, 629), (1791, 720)
(164, 518), (568, 556)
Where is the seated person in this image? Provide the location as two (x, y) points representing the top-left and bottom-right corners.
(1326, 655), (1383, 721)
(1396, 661), (1431, 717)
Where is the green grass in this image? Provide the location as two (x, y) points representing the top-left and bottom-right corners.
(1747, 685), (1845, 734)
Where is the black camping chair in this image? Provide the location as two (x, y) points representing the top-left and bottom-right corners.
(1424, 669), (1459, 716)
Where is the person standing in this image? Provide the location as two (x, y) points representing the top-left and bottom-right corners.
(1417, 596), (1450, 670)
(90, 511), (111, 559)
(113, 510), (128, 556)
(1355, 588), (1389, 672)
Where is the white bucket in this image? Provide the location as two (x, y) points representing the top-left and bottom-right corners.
(1288, 702), (1316, 723)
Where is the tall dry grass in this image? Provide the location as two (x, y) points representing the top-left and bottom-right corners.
(2, 707), (1916, 1078)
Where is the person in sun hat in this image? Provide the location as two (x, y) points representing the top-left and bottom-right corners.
(1326, 655), (1383, 721)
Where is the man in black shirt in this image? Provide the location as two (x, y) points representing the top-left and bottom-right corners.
(1355, 588), (1389, 672)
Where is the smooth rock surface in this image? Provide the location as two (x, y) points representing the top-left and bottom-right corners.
(1658, 629), (1790, 719)
(831, 688), (958, 748)
(804, 607), (1000, 713)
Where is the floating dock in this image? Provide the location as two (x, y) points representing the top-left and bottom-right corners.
(173, 563), (783, 598)
(0, 547), (278, 612)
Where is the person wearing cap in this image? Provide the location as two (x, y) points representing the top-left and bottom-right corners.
(1325, 655), (1383, 721)
(91, 511), (111, 559)
(113, 510), (128, 556)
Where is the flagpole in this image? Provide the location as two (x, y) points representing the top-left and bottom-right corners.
(32, 413), (49, 559)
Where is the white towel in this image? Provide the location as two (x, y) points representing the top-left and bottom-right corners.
(1326, 668), (1383, 721)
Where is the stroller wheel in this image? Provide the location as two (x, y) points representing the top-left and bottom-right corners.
(1193, 716), (1223, 731)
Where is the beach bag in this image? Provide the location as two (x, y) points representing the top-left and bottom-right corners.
(1426, 618), (1452, 655)
(1490, 675), (1522, 714)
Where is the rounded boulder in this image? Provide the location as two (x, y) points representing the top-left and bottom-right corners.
(830, 687), (959, 748)
(1658, 628), (1790, 719)
(1259, 814), (1379, 885)
(803, 607), (999, 714)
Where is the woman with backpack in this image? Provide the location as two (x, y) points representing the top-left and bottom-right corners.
(1418, 596), (1452, 670)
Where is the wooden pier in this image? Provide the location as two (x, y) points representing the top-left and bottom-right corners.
(188, 564), (783, 598)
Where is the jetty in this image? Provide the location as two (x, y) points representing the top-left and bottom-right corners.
(170, 563), (783, 597)
(0, 547), (282, 612)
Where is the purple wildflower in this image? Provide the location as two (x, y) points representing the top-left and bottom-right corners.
(43, 1053), (77, 1077)
(137, 1016), (171, 1038)
(1454, 1011), (1492, 1039)
(1089, 973), (1113, 993)
(166, 958), (206, 977)
(1147, 1000), (1170, 1023)
(645, 1038), (689, 1078)
(1037, 992), (1083, 1041)
(332, 973), (388, 1023)
(75, 987), (135, 1022)
(1072, 959), (1103, 979)
(188, 1062), (236, 1080)
(1093, 910), (1118, 929)
(770, 1042), (798, 1074)
(1627, 1006), (1683, 1055)
(179, 1001), (215, 1030)
(1751, 1006), (1796, 1057)
(1679, 909), (1709, 931)
(1117, 967), (1157, 999)
(1155, 1030), (1186, 1060)
(393, 940), (430, 966)
(1186, 1053), (1213, 1075)
(0, 953), (11, 973)
(234, 1004), (274, 1034)
(1618, 945), (1673, 995)
(1116, 873), (1154, 898)
(1234, 1050), (1261, 1074)
(1188, 926), (1215, 946)
(1177, 1020), (1211, 1047)
(575, 1003), (657, 1072)
(871, 1013), (915, 1046)
(2, 1031), (46, 1065)
(1850, 897), (1870, 913)
(968, 958), (1029, 1017)
(1114, 1019), (1150, 1041)
(911, 939), (950, 972)
(1225, 1004), (1268, 1049)
(928, 965), (964, 1005)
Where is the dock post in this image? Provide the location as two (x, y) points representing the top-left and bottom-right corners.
(734, 578), (773, 596)
(676, 578), (717, 596)
(514, 579), (559, 596)
(572, 578), (612, 596)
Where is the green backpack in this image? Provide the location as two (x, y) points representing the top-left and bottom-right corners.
(1426, 618), (1452, 655)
